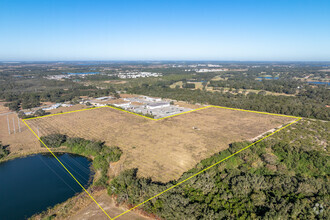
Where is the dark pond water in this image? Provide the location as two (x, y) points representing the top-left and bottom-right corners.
(307, 81), (330, 85)
(256, 76), (279, 80)
(0, 153), (93, 220)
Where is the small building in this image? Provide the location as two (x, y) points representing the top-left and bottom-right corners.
(113, 102), (131, 109)
(146, 102), (170, 109)
(61, 104), (73, 107)
(140, 96), (162, 102)
(90, 102), (106, 107)
(42, 103), (61, 110)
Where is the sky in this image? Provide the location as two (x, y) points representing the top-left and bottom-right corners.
(0, 0), (330, 61)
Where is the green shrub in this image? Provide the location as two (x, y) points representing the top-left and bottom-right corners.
(40, 134), (66, 148)
(0, 142), (10, 159)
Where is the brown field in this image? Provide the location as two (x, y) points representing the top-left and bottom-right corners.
(0, 102), (11, 114)
(170, 81), (204, 90)
(0, 101), (40, 157)
(0, 104), (91, 159)
(169, 81), (183, 88)
(192, 82), (204, 89)
(26, 106), (293, 182)
(103, 80), (128, 84)
(119, 94), (138, 98)
(0, 113), (40, 157)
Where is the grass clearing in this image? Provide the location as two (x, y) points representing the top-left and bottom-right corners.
(26, 106), (293, 182)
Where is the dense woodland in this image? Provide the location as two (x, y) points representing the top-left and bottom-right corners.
(1, 84), (119, 111)
(208, 78), (300, 94)
(127, 85), (329, 120)
(109, 120), (329, 219)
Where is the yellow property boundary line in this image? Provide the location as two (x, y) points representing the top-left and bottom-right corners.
(22, 105), (301, 219)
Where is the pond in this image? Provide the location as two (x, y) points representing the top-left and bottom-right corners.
(0, 153), (93, 220)
(307, 81), (330, 85)
(256, 76), (279, 80)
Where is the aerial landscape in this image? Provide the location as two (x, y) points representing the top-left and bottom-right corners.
(0, 0), (329, 220)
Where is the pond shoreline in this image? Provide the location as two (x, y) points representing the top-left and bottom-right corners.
(0, 152), (94, 220)
(0, 147), (94, 164)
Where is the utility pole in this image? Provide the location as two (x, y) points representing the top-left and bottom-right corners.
(17, 117), (21, 132)
(7, 115), (10, 135)
(12, 118), (16, 134)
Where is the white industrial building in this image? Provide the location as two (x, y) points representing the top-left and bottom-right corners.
(42, 103), (61, 110)
(146, 102), (170, 109)
(113, 102), (131, 108)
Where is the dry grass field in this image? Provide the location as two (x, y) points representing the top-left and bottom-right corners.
(0, 109), (40, 157)
(0, 104), (90, 158)
(0, 102), (10, 114)
(26, 106), (293, 182)
(169, 81), (183, 88)
(0, 114), (39, 153)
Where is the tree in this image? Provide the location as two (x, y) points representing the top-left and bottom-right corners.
(34, 109), (46, 116)
(40, 134), (66, 148)
(0, 142), (9, 159)
(114, 92), (121, 99)
(18, 111), (26, 118)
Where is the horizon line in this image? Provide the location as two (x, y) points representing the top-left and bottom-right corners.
(1, 60), (330, 63)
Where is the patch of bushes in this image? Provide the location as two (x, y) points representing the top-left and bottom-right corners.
(0, 142), (10, 159)
(39, 134), (122, 186)
(18, 109), (50, 119)
(40, 134), (66, 148)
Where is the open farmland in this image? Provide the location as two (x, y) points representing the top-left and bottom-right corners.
(0, 113), (40, 157)
(0, 104), (91, 158)
(26, 106), (293, 182)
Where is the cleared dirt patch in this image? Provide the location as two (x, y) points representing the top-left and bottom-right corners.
(71, 191), (150, 220)
(26, 106), (293, 182)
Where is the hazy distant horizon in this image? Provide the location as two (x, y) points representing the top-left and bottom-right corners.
(1, 60), (330, 63)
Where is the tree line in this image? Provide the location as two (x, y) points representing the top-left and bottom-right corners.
(208, 79), (301, 94)
(1, 86), (119, 111)
(126, 86), (329, 120)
